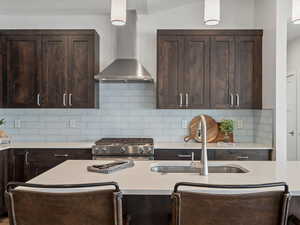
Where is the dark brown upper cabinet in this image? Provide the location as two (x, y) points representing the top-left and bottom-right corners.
(157, 36), (184, 109)
(210, 36), (235, 109)
(42, 35), (68, 108)
(0, 30), (99, 108)
(4, 35), (42, 108)
(184, 36), (210, 109)
(157, 35), (210, 109)
(157, 30), (263, 110)
(235, 35), (262, 109)
(68, 35), (96, 108)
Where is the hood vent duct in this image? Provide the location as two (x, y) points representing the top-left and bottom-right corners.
(95, 10), (153, 83)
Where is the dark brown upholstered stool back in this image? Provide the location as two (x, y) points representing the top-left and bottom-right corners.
(5, 182), (123, 225)
(172, 182), (291, 225)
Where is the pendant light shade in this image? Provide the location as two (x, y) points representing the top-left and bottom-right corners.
(111, 0), (127, 26)
(292, 0), (300, 24)
(204, 0), (220, 26)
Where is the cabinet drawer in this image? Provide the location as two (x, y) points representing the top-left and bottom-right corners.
(155, 149), (200, 160)
(213, 150), (271, 161)
(27, 149), (92, 163)
(154, 149), (215, 161)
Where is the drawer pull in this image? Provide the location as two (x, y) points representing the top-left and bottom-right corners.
(177, 154), (192, 158)
(54, 154), (70, 158)
(237, 156), (249, 160)
(25, 151), (30, 166)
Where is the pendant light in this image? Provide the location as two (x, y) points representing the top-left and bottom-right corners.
(204, 0), (220, 26)
(292, 0), (300, 24)
(111, 0), (127, 26)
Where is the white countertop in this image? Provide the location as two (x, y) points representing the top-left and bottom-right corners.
(0, 142), (94, 151)
(28, 160), (300, 196)
(0, 142), (272, 152)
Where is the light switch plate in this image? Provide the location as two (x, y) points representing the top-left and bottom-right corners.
(237, 120), (244, 129)
(69, 120), (76, 128)
(182, 120), (188, 129)
(14, 120), (21, 129)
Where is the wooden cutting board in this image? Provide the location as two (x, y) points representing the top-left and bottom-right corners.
(184, 115), (219, 143)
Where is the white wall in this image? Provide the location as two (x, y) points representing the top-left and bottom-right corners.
(255, 0), (289, 162)
(275, 0), (289, 163)
(0, 14), (117, 71)
(137, 0), (256, 78)
(255, 0), (276, 109)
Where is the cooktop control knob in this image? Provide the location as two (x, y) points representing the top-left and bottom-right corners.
(120, 147), (126, 153)
(138, 146), (145, 154)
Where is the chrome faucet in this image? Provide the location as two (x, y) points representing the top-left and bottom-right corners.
(199, 115), (208, 176)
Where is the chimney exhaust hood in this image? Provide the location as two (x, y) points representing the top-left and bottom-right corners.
(95, 10), (153, 83)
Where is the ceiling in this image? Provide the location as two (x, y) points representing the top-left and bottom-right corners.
(0, 0), (199, 15)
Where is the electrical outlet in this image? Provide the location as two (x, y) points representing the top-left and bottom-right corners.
(69, 120), (76, 128)
(237, 120), (244, 129)
(14, 120), (21, 129)
(181, 120), (188, 129)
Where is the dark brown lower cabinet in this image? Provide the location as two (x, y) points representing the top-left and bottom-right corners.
(0, 148), (92, 215)
(0, 150), (9, 216)
(0, 150), (6, 216)
(289, 197), (300, 225)
(122, 195), (300, 225)
(123, 195), (172, 225)
(25, 149), (92, 180)
(154, 149), (272, 161)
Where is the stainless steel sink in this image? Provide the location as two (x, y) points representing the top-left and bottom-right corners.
(150, 165), (249, 174)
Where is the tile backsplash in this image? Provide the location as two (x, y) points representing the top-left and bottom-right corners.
(0, 83), (273, 145)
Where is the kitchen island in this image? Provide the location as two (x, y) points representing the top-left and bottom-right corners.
(26, 160), (300, 225)
(29, 160), (300, 195)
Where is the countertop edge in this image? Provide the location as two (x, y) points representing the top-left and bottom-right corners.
(0, 142), (273, 152)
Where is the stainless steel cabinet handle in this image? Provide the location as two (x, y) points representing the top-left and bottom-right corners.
(237, 156), (249, 160)
(37, 93), (41, 106)
(69, 94), (72, 106)
(236, 93), (240, 107)
(185, 93), (189, 108)
(179, 93), (183, 107)
(289, 131), (295, 136)
(230, 93), (234, 107)
(63, 93), (67, 106)
(177, 154), (192, 158)
(25, 151), (29, 166)
(54, 154), (70, 157)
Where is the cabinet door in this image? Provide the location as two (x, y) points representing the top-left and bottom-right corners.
(184, 36), (210, 109)
(0, 151), (5, 215)
(42, 36), (68, 108)
(0, 53), (3, 108)
(157, 36), (184, 109)
(4, 35), (42, 108)
(235, 36), (262, 109)
(68, 36), (95, 108)
(10, 149), (28, 182)
(210, 36), (235, 109)
(0, 35), (3, 107)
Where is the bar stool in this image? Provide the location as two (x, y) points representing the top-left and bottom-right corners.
(5, 182), (123, 225)
(172, 182), (291, 225)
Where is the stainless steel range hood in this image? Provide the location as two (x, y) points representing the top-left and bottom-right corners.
(95, 11), (153, 83)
